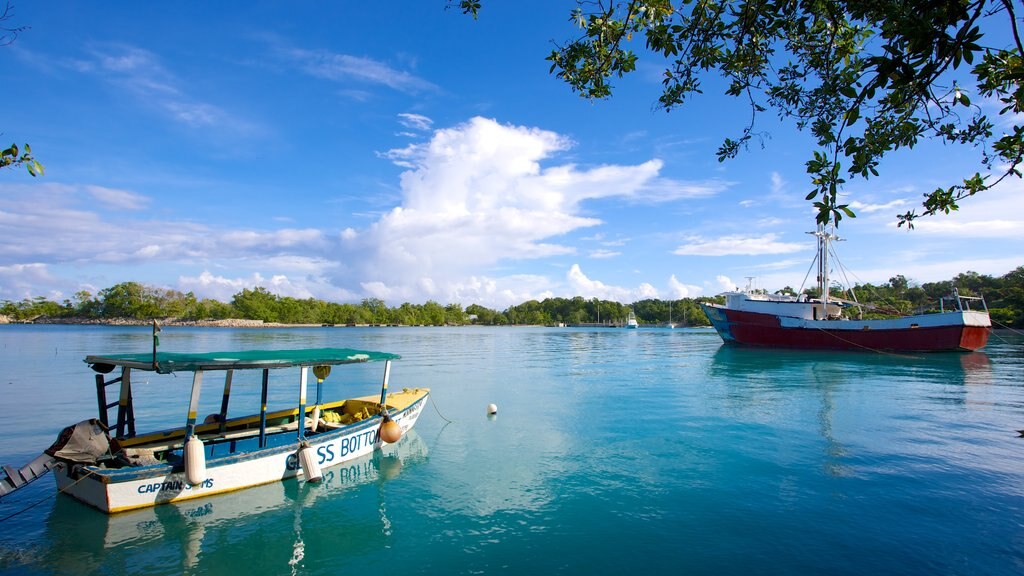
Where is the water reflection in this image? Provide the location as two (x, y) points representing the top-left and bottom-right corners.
(706, 345), (996, 481)
(32, 432), (426, 575)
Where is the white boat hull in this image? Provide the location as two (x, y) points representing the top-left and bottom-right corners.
(53, 393), (427, 513)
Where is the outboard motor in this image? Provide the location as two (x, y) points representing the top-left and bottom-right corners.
(0, 419), (112, 499)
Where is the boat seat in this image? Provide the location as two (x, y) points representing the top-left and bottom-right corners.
(126, 419), (313, 454)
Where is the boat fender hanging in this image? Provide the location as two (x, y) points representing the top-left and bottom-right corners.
(297, 441), (322, 483)
(184, 436), (207, 486)
(378, 413), (402, 444)
(487, 403), (498, 415)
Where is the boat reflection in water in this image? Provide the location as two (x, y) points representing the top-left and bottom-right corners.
(39, 431), (427, 574)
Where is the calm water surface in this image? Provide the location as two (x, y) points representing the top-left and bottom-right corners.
(0, 325), (1021, 575)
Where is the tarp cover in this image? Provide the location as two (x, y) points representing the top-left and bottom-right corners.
(84, 348), (400, 374)
(46, 419), (111, 464)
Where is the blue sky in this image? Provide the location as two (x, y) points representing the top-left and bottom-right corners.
(1, 2), (1021, 310)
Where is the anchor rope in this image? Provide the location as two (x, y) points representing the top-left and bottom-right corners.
(0, 469), (91, 522)
(989, 319), (1024, 338)
(811, 326), (923, 358)
(429, 393), (454, 424)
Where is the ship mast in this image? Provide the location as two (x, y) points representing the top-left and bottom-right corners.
(808, 225), (842, 310)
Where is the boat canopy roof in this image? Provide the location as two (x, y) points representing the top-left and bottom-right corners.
(85, 348), (400, 374)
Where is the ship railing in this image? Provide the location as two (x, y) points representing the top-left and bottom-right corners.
(941, 289), (988, 313)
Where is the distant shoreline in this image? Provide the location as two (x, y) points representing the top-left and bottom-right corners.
(1, 316), (308, 328)
(0, 315), (505, 328)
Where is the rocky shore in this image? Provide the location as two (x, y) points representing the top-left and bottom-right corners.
(0, 315), (323, 328)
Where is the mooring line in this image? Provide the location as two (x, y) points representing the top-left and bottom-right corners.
(429, 393), (454, 424)
(812, 326), (923, 358)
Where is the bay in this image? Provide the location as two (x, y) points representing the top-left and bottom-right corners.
(0, 324), (1022, 575)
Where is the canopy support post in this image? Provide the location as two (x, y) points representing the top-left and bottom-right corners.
(184, 371), (204, 441)
(115, 368), (135, 439)
(297, 367), (308, 441)
(258, 369), (269, 449)
(378, 360), (392, 410)
(96, 374), (109, 429)
(217, 370), (233, 433)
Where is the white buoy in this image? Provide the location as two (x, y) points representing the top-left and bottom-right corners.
(184, 436), (207, 485)
(487, 403), (498, 415)
(297, 443), (322, 483)
(310, 405), (321, 432)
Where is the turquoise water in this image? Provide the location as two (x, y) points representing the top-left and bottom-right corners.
(0, 325), (1022, 575)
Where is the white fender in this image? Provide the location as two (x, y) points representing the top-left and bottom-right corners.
(298, 443), (322, 483)
(184, 436), (207, 485)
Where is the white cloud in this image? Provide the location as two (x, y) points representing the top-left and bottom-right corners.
(634, 177), (728, 202)
(86, 185), (149, 211)
(673, 234), (807, 256)
(0, 263), (57, 300)
(350, 117), (665, 299)
(897, 180), (1024, 240)
(77, 43), (256, 135)
(0, 118), (761, 308)
(566, 264), (658, 302)
(398, 113), (433, 131)
(284, 47), (437, 93)
(848, 199), (909, 214)
(715, 275), (736, 292)
(178, 270), (358, 303)
(667, 274), (702, 298)
(0, 183), (333, 270)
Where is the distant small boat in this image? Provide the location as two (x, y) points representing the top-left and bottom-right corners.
(0, 338), (428, 513)
(700, 225), (991, 352)
(626, 310), (639, 329)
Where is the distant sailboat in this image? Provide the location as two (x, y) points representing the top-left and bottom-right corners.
(667, 301), (677, 329)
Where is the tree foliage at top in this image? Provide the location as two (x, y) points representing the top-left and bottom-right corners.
(1, 3), (43, 177)
(459, 0), (1023, 228)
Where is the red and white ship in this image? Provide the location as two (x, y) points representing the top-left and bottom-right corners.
(700, 227), (991, 352)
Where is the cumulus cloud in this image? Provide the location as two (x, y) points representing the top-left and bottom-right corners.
(673, 233), (807, 256)
(715, 275), (737, 292)
(178, 270), (358, 303)
(0, 117), (725, 308)
(667, 274), (702, 298)
(347, 117), (668, 301)
(566, 264), (658, 302)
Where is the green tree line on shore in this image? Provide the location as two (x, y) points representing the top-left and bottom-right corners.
(1, 266), (1022, 328)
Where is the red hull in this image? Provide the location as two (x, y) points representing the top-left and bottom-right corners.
(703, 306), (990, 352)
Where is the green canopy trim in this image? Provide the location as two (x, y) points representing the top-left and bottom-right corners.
(84, 348), (400, 374)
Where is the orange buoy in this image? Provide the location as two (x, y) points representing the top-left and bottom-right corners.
(379, 417), (402, 444)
